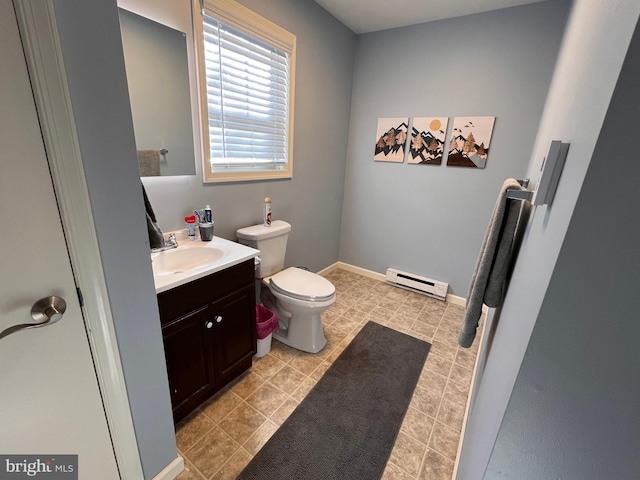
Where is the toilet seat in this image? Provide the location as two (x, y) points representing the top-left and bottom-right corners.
(269, 267), (335, 302)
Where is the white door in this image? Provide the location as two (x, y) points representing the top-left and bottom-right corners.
(0, 1), (120, 478)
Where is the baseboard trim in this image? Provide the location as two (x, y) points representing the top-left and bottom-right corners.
(447, 294), (466, 307)
(152, 456), (184, 480)
(316, 261), (341, 277)
(322, 261), (387, 281)
(318, 262), (467, 307)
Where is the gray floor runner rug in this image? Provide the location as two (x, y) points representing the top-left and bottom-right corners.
(238, 321), (431, 480)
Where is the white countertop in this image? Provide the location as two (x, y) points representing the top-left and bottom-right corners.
(151, 234), (259, 294)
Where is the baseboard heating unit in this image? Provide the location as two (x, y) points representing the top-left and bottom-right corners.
(385, 268), (448, 301)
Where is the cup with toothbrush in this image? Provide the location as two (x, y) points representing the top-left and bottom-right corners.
(195, 208), (214, 241)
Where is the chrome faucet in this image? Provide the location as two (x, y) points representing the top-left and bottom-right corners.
(166, 233), (178, 248)
(151, 233), (179, 253)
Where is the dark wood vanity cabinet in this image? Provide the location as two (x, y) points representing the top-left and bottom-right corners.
(157, 259), (256, 423)
(161, 305), (216, 414)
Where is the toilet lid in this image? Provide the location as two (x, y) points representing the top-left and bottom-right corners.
(269, 267), (335, 302)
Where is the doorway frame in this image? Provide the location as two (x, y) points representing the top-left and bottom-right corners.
(13, 1), (144, 477)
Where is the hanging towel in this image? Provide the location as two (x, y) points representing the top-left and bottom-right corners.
(141, 181), (157, 223)
(141, 182), (164, 249)
(458, 178), (523, 348)
(146, 213), (164, 249)
(137, 149), (161, 176)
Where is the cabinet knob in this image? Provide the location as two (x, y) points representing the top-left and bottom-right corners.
(205, 321), (213, 329)
(215, 315), (223, 323)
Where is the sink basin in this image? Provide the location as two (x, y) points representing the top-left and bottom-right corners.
(152, 246), (224, 276)
(150, 234), (259, 294)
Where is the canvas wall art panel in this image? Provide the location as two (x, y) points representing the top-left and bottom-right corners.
(408, 117), (449, 165)
(374, 117), (409, 162)
(446, 116), (496, 168)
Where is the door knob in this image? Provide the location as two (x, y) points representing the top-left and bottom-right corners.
(0, 296), (67, 341)
(31, 296), (67, 325)
(215, 315), (223, 323)
(205, 321), (213, 329)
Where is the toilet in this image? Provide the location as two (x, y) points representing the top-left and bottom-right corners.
(237, 220), (335, 353)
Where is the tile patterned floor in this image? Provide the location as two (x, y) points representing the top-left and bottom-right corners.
(176, 268), (481, 480)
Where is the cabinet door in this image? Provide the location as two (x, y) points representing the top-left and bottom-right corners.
(162, 305), (215, 420)
(211, 285), (256, 385)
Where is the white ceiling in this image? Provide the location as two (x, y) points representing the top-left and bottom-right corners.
(314, 0), (551, 34)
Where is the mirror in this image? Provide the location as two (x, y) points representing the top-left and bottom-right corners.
(119, 8), (196, 176)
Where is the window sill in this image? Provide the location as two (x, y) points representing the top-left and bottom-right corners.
(202, 168), (292, 184)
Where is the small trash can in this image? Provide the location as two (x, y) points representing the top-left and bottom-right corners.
(255, 305), (278, 358)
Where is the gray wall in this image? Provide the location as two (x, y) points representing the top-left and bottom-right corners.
(455, 1), (640, 478)
(52, 1), (177, 478)
(142, 0), (357, 274)
(339, 0), (570, 296)
(485, 15), (640, 479)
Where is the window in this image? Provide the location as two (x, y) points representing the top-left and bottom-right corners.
(197, 0), (296, 182)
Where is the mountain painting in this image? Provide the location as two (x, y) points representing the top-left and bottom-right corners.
(374, 117), (409, 162)
(446, 116), (496, 168)
(408, 117), (449, 165)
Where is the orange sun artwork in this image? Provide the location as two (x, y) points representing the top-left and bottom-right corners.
(408, 117), (449, 165)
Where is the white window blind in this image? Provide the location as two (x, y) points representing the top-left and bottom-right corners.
(202, 12), (290, 172)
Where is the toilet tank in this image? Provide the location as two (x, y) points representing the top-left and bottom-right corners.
(236, 220), (291, 278)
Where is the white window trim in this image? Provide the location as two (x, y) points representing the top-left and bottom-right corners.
(195, 0), (296, 183)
